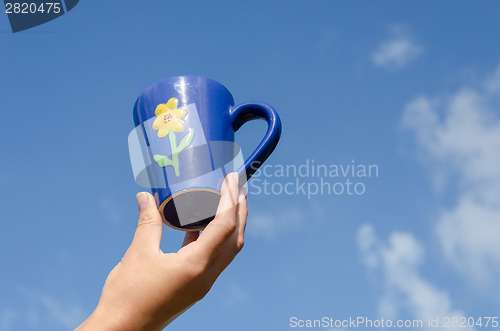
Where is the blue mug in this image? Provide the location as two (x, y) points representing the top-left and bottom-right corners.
(129, 76), (281, 231)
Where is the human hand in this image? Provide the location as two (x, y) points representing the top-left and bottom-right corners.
(75, 172), (247, 331)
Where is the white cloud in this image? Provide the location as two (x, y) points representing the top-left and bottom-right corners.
(372, 25), (422, 70)
(357, 224), (473, 330)
(403, 64), (500, 285)
(437, 197), (500, 282)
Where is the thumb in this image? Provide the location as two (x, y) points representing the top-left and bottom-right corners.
(131, 192), (163, 252)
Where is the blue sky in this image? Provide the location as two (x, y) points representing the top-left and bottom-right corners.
(1, 1), (500, 330)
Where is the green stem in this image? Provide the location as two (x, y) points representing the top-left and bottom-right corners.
(168, 129), (180, 176)
(172, 152), (179, 176)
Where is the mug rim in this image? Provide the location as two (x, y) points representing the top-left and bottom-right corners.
(141, 75), (234, 101)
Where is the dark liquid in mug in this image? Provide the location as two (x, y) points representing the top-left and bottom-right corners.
(162, 189), (221, 230)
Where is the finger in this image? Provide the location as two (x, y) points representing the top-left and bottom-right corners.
(209, 188), (248, 275)
(130, 192), (163, 252)
(236, 187), (248, 245)
(215, 172), (239, 215)
(182, 231), (199, 248)
(194, 172), (240, 263)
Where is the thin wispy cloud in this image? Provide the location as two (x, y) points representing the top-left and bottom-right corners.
(247, 205), (303, 240)
(314, 27), (337, 54)
(484, 62), (500, 93)
(0, 287), (86, 331)
(403, 63), (500, 286)
(0, 309), (17, 331)
(247, 201), (326, 240)
(98, 196), (124, 224)
(357, 225), (473, 330)
(372, 25), (422, 70)
(215, 280), (250, 311)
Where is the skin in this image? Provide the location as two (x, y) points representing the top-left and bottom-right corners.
(75, 172), (247, 331)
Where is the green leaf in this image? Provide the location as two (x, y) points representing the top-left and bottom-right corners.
(177, 128), (195, 151)
(153, 154), (172, 167)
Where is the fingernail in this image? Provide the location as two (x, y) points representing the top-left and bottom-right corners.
(239, 187), (247, 203)
(136, 192), (149, 211)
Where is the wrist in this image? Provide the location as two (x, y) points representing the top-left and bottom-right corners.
(76, 302), (178, 331)
(74, 305), (131, 331)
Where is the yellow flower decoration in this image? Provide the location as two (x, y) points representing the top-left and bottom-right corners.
(152, 98), (186, 138)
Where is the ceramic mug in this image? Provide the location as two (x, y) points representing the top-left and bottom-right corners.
(129, 76), (281, 231)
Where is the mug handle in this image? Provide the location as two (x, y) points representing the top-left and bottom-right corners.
(230, 101), (282, 187)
